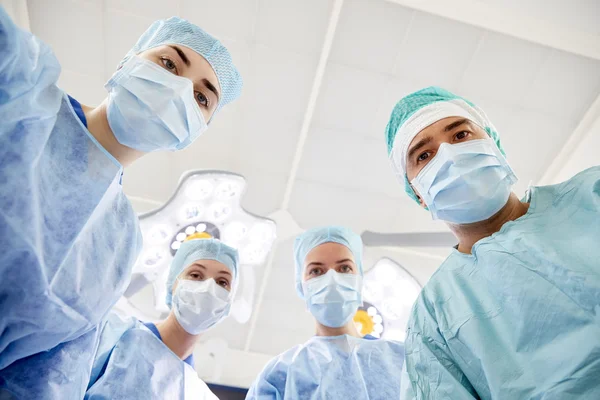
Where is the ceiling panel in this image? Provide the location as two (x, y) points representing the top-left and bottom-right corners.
(312, 62), (389, 134)
(457, 31), (550, 105)
(180, 0), (258, 43)
(297, 128), (404, 199)
(255, 0), (334, 56)
(329, 0), (413, 74)
(58, 71), (106, 106)
(288, 178), (444, 234)
(518, 50), (600, 121)
(477, 0), (600, 35)
(105, 0), (178, 21)
(393, 12), (483, 89)
(28, 0), (104, 77)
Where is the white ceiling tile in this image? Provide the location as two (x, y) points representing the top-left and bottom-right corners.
(28, 0), (104, 77)
(457, 31), (550, 105)
(255, 0), (333, 55)
(58, 71), (106, 106)
(105, 0), (179, 20)
(180, 0), (258, 43)
(477, 0), (600, 35)
(351, 138), (406, 199)
(329, 0), (413, 74)
(297, 130), (404, 199)
(518, 50), (600, 121)
(393, 12), (483, 89)
(237, 166), (288, 218)
(289, 179), (409, 234)
(296, 128), (360, 190)
(104, 10), (155, 80)
(312, 63), (389, 134)
(242, 45), (317, 124)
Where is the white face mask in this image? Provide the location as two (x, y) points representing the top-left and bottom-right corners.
(172, 278), (231, 335)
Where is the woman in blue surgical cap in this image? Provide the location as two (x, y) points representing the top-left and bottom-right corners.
(85, 239), (238, 399)
(246, 226), (405, 400)
(0, 9), (242, 399)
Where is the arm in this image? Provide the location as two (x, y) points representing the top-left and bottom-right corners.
(401, 296), (479, 400)
(402, 331), (479, 400)
(245, 357), (286, 400)
(0, 5), (61, 123)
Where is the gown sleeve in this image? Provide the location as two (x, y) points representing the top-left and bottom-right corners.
(402, 296), (480, 400)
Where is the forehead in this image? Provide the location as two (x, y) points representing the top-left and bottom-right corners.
(182, 258), (230, 274)
(408, 116), (473, 148)
(305, 242), (354, 263)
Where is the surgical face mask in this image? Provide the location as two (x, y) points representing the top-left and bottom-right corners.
(105, 56), (207, 153)
(172, 278), (231, 335)
(411, 138), (518, 224)
(302, 269), (362, 328)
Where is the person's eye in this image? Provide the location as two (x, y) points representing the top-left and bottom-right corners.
(195, 91), (209, 108)
(309, 268), (323, 277)
(160, 57), (178, 74)
(455, 131), (469, 140)
(216, 279), (228, 288)
(189, 272), (202, 280)
(417, 151), (431, 163)
(339, 265), (353, 273)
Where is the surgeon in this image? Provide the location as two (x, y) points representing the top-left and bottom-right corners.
(246, 226), (405, 399)
(386, 86), (600, 399)
(85, 239), (238, 399)
(0, 7), (242, 399)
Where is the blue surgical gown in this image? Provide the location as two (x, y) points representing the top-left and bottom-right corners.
(85, 313), (216, 400)
(246, 334), (405, 399)
(0, 2), (141, 389)
(402, 166), (600, 399)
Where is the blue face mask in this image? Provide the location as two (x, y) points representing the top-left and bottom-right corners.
(411, 138), (518, 224)
(302, 269), (362, 328)
(105, 56), (208, 153)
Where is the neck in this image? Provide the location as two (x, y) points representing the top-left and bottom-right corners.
(82, 99), (144, 167)
(450, 192), (530, 254)
(155, 312), (201, 360)
(315, 320), (361, 338)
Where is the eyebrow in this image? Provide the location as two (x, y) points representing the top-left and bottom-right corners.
(336, 259), (354, 264)
(444, 118), (469, 132)
(190, 263), (231, 277)
(202, 78), (220, 103)
(407, 136), (433, 162)
(169, 45), (190, 67)
(306, 262), (324, 269)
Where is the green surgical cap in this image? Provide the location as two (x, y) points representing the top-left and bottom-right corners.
(385, 86), (506, 204)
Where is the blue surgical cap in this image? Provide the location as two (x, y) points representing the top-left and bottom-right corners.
(122, 16), (242, 114)
(166, 238), (239, 308)
(385, 86), (506, 204)
(293, 226), (364, 299)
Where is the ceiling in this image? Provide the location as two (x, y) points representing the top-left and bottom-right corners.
(15, 0), (600, 374)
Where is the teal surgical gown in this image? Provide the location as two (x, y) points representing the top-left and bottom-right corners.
(0, 5), (142, 398)
(402, 166), (600, 399)
(247, 334), (405, 399)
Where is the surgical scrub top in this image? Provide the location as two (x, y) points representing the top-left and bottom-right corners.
(402, 167), (600, 399)
(142, 322), (195, 367)
(86, 313), (216, 400)
(0, 5), (142, 397)
(246, 334), (405, 400)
